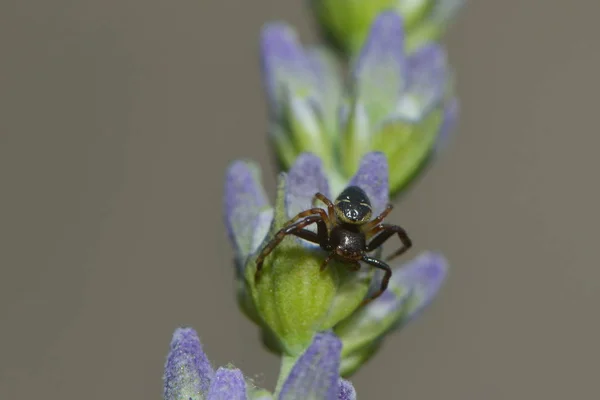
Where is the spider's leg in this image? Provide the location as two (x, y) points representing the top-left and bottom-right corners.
(360, 255), (392, 305)
(255, 214), (324, 281)
(320, 253), (334, 271)
(365, 223), (412, 261)
(361, 204), (393, 234)
(292, 229), (320, 244)
(314, 192), (335, 228)
(293, 219), (331, 251)
(282, 207), (331, 248)
(282, 207), (329, 228)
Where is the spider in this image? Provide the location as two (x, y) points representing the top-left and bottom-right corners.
(255, 185), (412, 304)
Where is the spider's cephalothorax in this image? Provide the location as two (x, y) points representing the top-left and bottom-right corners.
(254, 186), (412, 304)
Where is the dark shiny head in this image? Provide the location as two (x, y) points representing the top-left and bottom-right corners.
(334, 186), (373, 224)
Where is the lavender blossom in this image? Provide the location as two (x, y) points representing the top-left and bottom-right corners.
(260, 11), (459, 196)
(163, 328), (355, 400)
(224, 151), (448, 375)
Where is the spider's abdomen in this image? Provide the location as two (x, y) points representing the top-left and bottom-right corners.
(330, 226), (366, 260)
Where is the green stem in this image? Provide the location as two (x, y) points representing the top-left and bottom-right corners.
(273, 354), (300, 397)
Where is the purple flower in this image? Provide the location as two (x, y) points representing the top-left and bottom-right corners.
(260, 10), (459, 196)
(163, 328), (355, 400)
(224, 151), (449, 374)
(163, 327), (214, 400)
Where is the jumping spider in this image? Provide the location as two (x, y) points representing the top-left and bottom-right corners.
(255, 185), (412, 304)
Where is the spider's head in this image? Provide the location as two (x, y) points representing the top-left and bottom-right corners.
(334, 185), (372, 225)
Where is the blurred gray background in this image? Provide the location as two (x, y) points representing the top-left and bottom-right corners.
(1, 1), (598, 399)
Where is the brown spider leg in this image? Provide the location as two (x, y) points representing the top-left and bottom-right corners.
(365, 223), (412, 262)
(255, 215), (328, 282)
(361, 204), (394, 234)
(314, 193), (335, 227)
(282, 207), (330, 229)
(360, 255), (392, 305)
(320, 253), (334, 271)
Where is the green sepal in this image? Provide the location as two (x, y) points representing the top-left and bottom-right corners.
(341, 100), (371, 178)
(311, 0), (442, 57)
(310, 0), (398, 56)
(398, 0), (436, 33)
(335, 287), (411, 359)
(371, 108), (443, 195)
(340, 340), (383, 377)
(281, 91), (334, 171)
(406, 18), (447, 52)
(249, 388), (274, 400)
(269, 123), (298, 171)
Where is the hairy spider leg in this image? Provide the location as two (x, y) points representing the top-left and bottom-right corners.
(360, 255), (392, 305)
(255, 214), (328, 282)
(282, 207), (330, 229)
(278, 205), (332, 249)
(320, 253), (334, 271)
(314, 192), (335, 229)
(366, 223), (412, 261)
(361, 204), (393, 234)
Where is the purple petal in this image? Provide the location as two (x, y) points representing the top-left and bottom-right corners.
(351, 11), (407, 126)
(347, 152), (389, 216)
(338, 379), (357, 400)
(279, 332), (342, 400)
(390, 251), (449, 327)
(395, 43), (448, 122)
(163, 327), (214, 400)
(364, 287), (410, 322)
(306, 46), (343, 133)
(285, 153), (331, 220)
(260, 22), (317, 116)
(224, 161), (272, 263)
(435, 97), (459, 153)
(207, 367), (247, 400)
(250, 209), (275, 256)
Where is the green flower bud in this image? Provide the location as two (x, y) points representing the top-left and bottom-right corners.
(310, 0), (465, 55)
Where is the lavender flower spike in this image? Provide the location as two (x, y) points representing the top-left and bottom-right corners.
(343, 11), (455, 191)
(224, 160), (273, 268)
(207, 368), (248, 400)
(164, 327), (356, 400)
(163, 327), (214, 400)
(337, 379), (357, 400)
(225, 152), (449, 374)
(260, 11), (459, 196)
(260, 22), (336, 170)
(278, 332), (343, 400)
